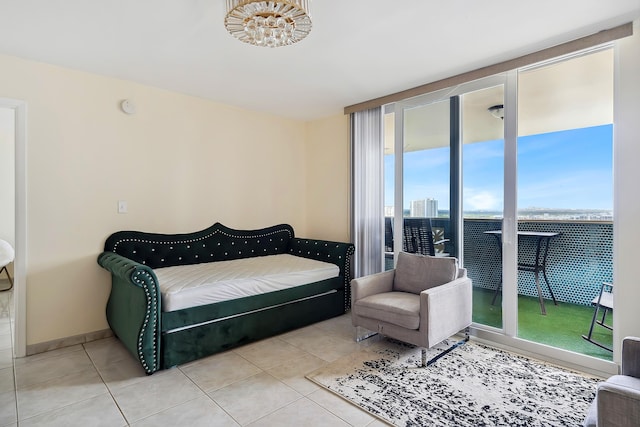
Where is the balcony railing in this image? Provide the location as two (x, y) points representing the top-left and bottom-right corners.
(385, 217), (613, 359)
(386, 217), (613, 307)
(460, 218), (613, 307)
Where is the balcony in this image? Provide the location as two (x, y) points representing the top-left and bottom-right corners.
(388, 217), (614, 361)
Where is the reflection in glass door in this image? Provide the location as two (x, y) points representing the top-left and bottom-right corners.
(401, 99), (453, 261)
(460, 85), (506, 329)
(383, 96), (455, 270)
(382, 111), (395, 271)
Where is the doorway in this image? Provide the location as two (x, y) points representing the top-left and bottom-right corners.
(0, 99), (26, 358)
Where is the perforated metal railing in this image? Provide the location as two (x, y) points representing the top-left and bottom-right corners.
(463, 219), (613, 306)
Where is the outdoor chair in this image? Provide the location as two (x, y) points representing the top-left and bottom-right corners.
(403, 217), (437, 256)
(351, 251), (472, 367)
(0, 239), (14, 291)
(385, 217), (449, 257)
(582, 282), (613, 352)
(583, 336), (640, 427)
(384, 217), (394, 253)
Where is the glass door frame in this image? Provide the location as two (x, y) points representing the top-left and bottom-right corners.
(476, 67), (616, 375)
(392, 76), (515, 334)
(391, 86), (456, 268)
(386, 69), (617, 376)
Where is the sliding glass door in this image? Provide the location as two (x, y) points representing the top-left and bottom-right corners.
(382, 47), (614, 368)
(460, 84), (506, 330)
(514, 48), (614, 359)
(386, 77), (509, 327)
(384, 94), (453, 269)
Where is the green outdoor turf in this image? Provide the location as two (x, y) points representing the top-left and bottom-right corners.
(472, 287), (613, 361)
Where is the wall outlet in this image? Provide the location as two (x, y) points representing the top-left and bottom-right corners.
(118, 200), (128, 214)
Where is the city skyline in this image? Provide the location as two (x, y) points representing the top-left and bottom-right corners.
(384, 124), (613, 213)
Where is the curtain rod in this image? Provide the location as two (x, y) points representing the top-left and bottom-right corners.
(344, 22), (633, 115)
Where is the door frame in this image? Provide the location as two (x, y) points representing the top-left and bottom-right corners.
(388, 72), (618, 377)
(0, 98), (27, 358)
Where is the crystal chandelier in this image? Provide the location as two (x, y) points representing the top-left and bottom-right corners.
(224, 0), (312, 48)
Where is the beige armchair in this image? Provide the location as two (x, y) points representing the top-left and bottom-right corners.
(351, 251), (472, 366)
(584, 336), (640, 427)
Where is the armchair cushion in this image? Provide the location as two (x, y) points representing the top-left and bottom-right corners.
(353, 292), (420, 330)
(393, 252), (458, 294)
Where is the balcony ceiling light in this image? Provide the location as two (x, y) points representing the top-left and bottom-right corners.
(224, 0), (312, 48)
(488, 104), (504, 120)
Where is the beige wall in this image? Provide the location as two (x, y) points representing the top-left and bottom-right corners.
(305, 114), (351, 242)
(0, 53), (340, 345)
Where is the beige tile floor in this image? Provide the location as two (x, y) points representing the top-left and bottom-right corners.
(0, 291), (390, 427)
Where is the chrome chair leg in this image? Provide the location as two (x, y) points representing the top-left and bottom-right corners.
(354, 326), (377, 342)
(421, 328), (470, 367)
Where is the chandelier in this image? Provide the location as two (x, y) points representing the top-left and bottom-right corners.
(224, 0), (312, 48)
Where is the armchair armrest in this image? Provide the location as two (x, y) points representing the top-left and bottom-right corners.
(597, 378), (640, 426)
(97, 251), (161, 374)
(351, 270), (395, 304)
(622, 337), (640, 378)
(421, 276), (472, 347)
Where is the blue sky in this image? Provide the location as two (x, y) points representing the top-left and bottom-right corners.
(384, 124), (613, 211)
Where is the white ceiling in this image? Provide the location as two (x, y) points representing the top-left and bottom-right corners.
(0, 0), (638, 121)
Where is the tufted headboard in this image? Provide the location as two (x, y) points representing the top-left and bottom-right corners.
(103, 222), (294, 269)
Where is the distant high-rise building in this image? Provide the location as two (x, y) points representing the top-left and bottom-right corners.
(384, 206), (394, 217)
(410, 198), (438, 217)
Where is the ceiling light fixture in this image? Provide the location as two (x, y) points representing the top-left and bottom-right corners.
(488, 104), (504, 120)
(224, 0), (312, 48)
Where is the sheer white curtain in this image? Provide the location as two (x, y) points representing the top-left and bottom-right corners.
(351, 107), (384, 278)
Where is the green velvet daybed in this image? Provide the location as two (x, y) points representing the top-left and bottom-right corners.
(97, 222), (354, 374)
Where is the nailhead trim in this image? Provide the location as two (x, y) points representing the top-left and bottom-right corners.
(111, 227), (293, 252)
(287, 238), (355, 312)
(111, 227), (294, 266)
(131, 268), (159, 374)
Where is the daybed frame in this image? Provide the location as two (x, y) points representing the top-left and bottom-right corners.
(97, 223), (354, 374)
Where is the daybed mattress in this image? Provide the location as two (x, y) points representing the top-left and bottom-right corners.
(154, 254), (340, 311)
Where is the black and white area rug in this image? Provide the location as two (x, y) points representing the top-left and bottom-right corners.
(306, 339), (599, 426)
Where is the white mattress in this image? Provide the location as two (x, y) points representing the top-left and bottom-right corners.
(154, 254), (340, 312)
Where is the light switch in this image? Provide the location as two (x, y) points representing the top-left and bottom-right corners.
(118, 200), (128, 214)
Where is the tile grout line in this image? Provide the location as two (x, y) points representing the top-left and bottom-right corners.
(176, 350), (278, 426)
(0, 288), (17, 426)
(229, 336), (342, 426)
(246, 394), (309, 427)
(179, 343), (318, 426)
(82, 343), (131, 427)
(176, 364), (244, 426)
(11, 343), (17, 427)
(12, 315), (352, 427)
(14, 342), (125, 425)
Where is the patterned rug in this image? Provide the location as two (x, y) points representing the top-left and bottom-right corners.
(306, 338), (599, 426)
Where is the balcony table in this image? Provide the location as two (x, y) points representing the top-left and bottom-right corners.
(484, 230), (560, 315)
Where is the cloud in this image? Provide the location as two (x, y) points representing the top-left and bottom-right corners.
(464, 189), (501, 211)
